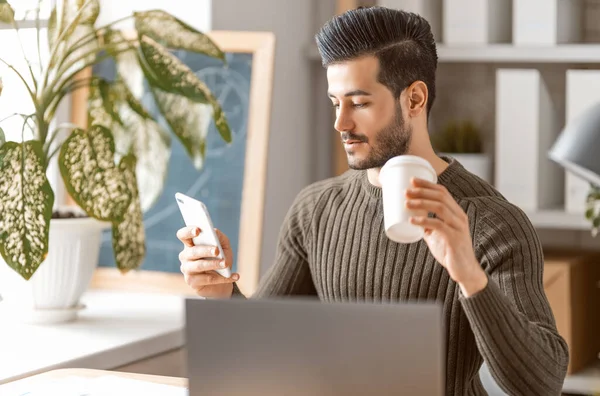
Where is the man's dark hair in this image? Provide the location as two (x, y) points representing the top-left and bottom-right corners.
(315, 6), (438, 115)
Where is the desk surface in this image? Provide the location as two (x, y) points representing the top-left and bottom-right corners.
(0, 290), (185, 384)
(0, 368), (188, 394)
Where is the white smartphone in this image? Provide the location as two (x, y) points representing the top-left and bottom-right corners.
(175, 192), (232, 278)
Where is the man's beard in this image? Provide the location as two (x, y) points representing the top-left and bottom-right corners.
(342, 104), (412, 170)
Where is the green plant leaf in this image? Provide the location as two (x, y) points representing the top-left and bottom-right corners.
(211, 97), (232, 143)
(0, 0), (15, 24)
(0, 141), (54, 280)
(88, 81), (170, 211)
(152, 88), (212, 170)
(59, 125), (131, 222)
(0, 126), (5, 147)
(134, 10), (225, 62)
(137, 35), (211, 103)
(112, 153), (145, 273)
(90, 78), (124, 126)
(137, 34), (232, 167)
(48, 0), (100, 82)
(120, 90), (170, 211)
(49, 0), (100, 46)
(585, 207), (595, 220)
(88, 80), (130, 155)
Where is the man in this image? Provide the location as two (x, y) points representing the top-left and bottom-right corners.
(176, 6), (568, 396)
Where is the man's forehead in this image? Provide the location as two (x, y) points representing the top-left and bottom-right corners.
(326, 56), (380, 95)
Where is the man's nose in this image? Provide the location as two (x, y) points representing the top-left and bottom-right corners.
(334, 107), (354, 133)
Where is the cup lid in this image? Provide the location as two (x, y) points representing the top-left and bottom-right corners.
(380, 155), (437, 182)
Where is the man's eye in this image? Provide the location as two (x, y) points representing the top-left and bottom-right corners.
(331, 103), (340, 109)
(353, 103), (367, 108)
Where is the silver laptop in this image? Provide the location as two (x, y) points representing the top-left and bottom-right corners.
(185, 297), (444, 396)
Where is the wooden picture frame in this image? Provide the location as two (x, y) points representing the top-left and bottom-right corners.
(70, 31), (275, 297)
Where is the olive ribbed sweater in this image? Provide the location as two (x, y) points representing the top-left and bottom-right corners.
(234, 156), (568, 395)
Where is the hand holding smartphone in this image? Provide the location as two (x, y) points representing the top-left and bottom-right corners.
(175, 192), (232, 278)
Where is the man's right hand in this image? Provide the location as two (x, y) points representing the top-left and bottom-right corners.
(177, 226), (240, 299)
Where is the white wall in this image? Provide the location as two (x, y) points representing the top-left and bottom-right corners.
(212, 0), (319, 277)
(97, 0), (212, 31)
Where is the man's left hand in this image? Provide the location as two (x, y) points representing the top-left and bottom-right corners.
(405, 177), (488, 297)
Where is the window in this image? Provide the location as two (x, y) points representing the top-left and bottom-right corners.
(0, 0), (52, 142)
(0, 0), (64, 205)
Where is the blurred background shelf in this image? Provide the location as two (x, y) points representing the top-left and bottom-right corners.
(437, 44), (600, 63)
(563, 360), (600, 395)
(306, 44), (600, 64)
(525, 209), (592, 230)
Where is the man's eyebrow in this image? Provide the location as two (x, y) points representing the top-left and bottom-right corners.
(328, 89), (372, 98)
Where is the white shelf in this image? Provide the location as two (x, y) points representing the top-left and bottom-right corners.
(563, 360), (600, 395)
(525, 209), (592, 230)
(437, 44), (600, 63)
(306, 43), (600, 64)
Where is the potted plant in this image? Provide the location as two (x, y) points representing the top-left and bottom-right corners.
(586, 186), (600, 237)
(0, 0), (231, 323)
(431, 119), (492, 183)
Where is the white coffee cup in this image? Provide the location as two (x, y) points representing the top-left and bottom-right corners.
(379, 155), (437, 243)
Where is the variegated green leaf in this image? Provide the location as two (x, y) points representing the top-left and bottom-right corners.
(87, 80), (131, 158)
(88, 81), (170, 212)
(0, 141), (54, 280)
(152, 88), (211, 169)
(49, 0), (99, 47)
(59, 125), (131, 222)
(134, 10), (225, 62)
(210, 96), (232, 143)
(72, 0), (100, 25)
(95, 78), (124, 126)
(0, 0), (15, 24)
(119, 85), (170, 211)
(112, 154), (145, 273)
(137, 35), (232, 166)
(0, 127), (5, 147)
(49, 0), (100, 82)
(137, 35), (210, 103)
(48, 6), (57, 48)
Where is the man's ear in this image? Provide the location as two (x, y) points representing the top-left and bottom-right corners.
(403, 80), (428, 118)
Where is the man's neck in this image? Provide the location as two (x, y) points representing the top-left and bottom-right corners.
(367, 152), (449, 187)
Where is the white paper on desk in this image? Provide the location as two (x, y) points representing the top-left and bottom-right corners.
(11, 375), (188, 396)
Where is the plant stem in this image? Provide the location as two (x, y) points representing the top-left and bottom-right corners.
(20, 114), (34, 143)
(43, 47), (134, 122)
(11, 18), (38, 91)
(46, 141), (62, 164)
(0, 57), (37, 107)
(55, 38), (136, 84)
(43, 122), (79, 160)
(59, 15), (133, 63)
(0, 113), (19, 124)
(40, 0), (96, 96)
(36, 0), (43, 76)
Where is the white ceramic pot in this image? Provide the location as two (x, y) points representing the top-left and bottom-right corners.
(445, 153), (493, 184)
(0, 214), (108, 324)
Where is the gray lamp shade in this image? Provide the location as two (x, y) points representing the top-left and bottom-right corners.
(549, 101), (600, 187)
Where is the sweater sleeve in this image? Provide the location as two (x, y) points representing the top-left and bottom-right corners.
(460, 202), (569, 396)
(231, 186), (318, 299)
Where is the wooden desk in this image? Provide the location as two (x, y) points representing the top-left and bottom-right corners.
(0, 368), (188, 392)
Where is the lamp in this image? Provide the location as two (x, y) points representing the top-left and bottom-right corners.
(549, 101), (600, 187)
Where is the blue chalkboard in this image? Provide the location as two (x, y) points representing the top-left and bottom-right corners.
(94, 51), (253, 273)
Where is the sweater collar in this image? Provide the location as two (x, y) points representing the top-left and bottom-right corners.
(360, 155), (463, 199)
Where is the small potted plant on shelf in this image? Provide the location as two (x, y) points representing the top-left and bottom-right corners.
(586, 186), (600, 237)
(0, 0), (231, 323)
(431, 119), (492, 183)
